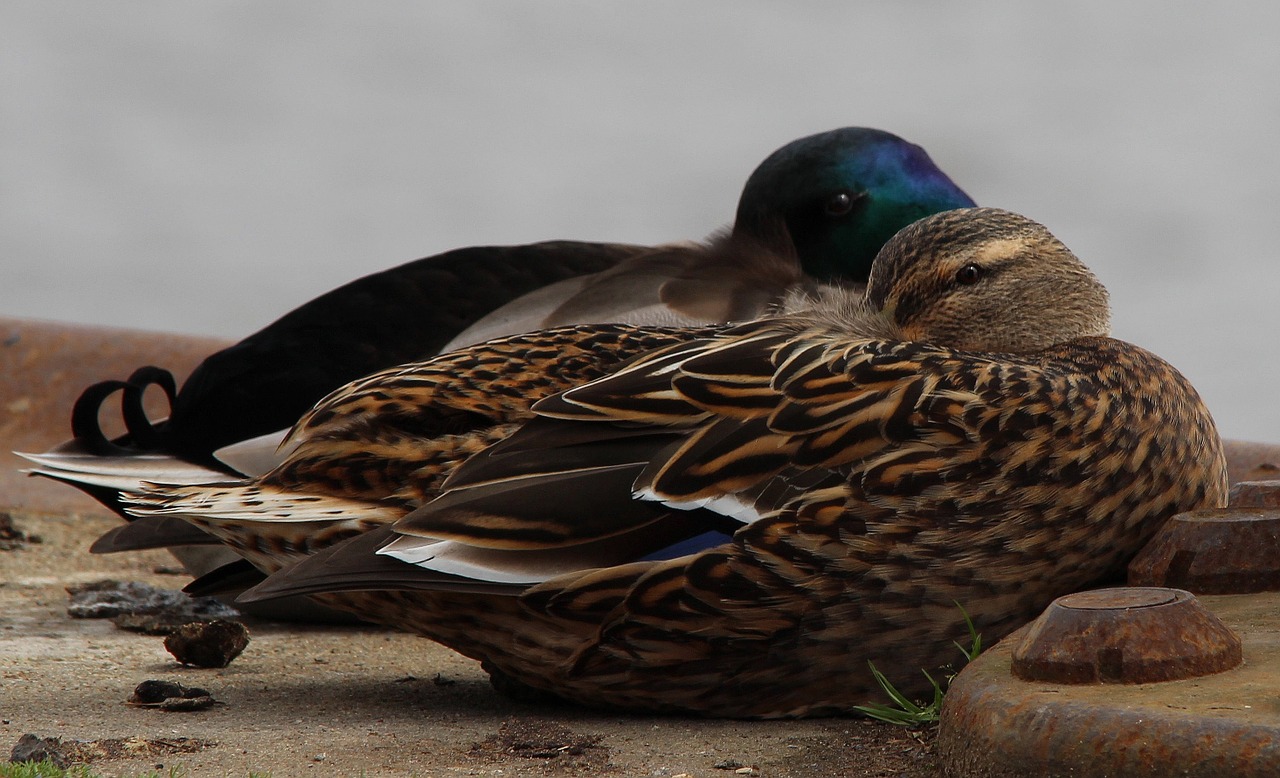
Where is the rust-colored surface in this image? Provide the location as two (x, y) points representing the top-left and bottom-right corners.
(940, 591), (1280, 777)
(1230, 480), (1280, 509)
(1011, 588), (1242, 684)
(1223, 440), (1280, 486)
(0, 316), (229, 517)
(1130, 508), (1280, 593)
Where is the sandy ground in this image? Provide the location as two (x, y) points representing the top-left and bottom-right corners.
(0, 509), (937, 777)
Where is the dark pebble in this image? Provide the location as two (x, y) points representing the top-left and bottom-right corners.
(9, 733), (70, 767)
(129, 680), (211, 705)
(157, 696), (216, 712)
(164, 620), (251, 668)
(0, 513), (29, 551)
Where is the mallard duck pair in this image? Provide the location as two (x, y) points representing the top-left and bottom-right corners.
(100, 208), (1225, 718)
(27, 126), (979, 588)
(45, 127), (975, 471)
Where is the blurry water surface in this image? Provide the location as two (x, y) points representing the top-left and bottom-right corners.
(3, 2), (1278, 440)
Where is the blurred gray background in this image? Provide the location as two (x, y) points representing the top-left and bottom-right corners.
(3, 2), (1277, 440)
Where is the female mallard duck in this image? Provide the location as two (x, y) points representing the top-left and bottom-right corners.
(123, 208), (1227, 718)
(44, 126), (974, 471)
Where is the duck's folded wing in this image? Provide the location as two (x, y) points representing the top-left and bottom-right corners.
(531, 323), (793, 423)
(247, 330), (1003, 598)
(443, 236), (812, 351)
(392, 418), (744, 561)
(240, 526), (526, 600)
(516, 331), (1014, 511)
(255, 412), (749, 592)
(241, 508), (742, 601)
(259, 325), (823, 592)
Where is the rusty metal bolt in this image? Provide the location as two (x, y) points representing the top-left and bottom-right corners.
(1011, 587), (1242, 684)
(1228, 480), (1280, 509)
(1128, 508), (1280, 594)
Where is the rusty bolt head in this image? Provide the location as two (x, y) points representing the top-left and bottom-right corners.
(1228, 480), (1280, 509)
(1011, 587), (1242, 684)
(1128, 508), (1280, 593)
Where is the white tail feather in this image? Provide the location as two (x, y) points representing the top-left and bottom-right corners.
(17, 450), (229, 493)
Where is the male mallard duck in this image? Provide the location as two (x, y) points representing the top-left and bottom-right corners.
(43, 127), (974, 471)
(123, 208), (1227, 718)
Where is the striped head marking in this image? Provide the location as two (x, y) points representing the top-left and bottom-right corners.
(865, 208), (1111, 352)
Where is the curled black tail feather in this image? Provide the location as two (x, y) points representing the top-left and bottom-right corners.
(121, 366), (177, 449)
(70, 366), (178, 457)
(70, 378), (132, 455)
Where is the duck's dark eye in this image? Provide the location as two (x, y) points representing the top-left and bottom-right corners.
(955, 263), (982, 285)
(824, 191), (857, 217)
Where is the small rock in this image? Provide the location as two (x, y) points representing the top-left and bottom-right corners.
(157, 696), (216, 712)
(9, 733), (71, 767)
(129, 680), (210, 704)
(714, 760), (745, 770)
(0, 513), (30, 551)
(66, 580), (239, 633)
(164, 620), (250, 668)
(127, 680), (220, 712)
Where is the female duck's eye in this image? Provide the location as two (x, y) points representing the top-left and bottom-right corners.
(955, 263), (982, 285)
(824, 191), (857, 216)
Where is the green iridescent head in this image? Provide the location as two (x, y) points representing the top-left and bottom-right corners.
(733, 127), (976, 283)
